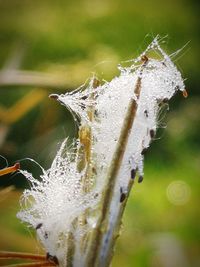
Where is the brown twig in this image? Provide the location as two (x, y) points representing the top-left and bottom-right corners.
(0, 262), (55, 267)
(0, 163), (20, 177)
(86, 56), (148, 267)
(86, 76), (142, 267)
(0, 251), (45, 261)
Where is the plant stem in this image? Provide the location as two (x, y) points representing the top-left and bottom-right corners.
(98, 58), (148, 267)
(86, 75), (142, 267)
(1, 262), (55, 267)
(66, 232), (75, 267)
(0, 252), (46, 261)
(100, 177), (135, 267)
(0, 70), (71, 90)
(65, 78), (99, 267)
(0, 163), (20, 176)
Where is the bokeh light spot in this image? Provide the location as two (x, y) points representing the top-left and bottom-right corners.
(166, 180), (191, 206)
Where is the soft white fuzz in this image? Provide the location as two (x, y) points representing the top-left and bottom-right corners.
(18, 37), (185, 266)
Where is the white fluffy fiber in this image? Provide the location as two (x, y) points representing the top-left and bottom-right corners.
(17, 37), (185, 266)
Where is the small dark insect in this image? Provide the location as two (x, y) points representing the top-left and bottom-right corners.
(144, 109), (149, 118)
(46, 253), (59, 265)
(162, 98), (169, 103)
(119, 187), (126, 203)
(141, 55), (148, 64)
(81, 95), (87, 101)
(120, 193), (126, 203)
(150, 129), (155, 139)
(138, 176), (143, 183)
(44, 232), (48, 239)
(49, 94), (59, 100)
(35, 223), (43, 230)
(120, 187), (127, 203)
(131, 169), (136, 180)
(141, 148), (148, 155)
(92, 167), (97, 175)
(158, 98), (168, 107)
(94, 193), (99, 198)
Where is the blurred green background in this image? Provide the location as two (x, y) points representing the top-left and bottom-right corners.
(0, 0), (199, 266)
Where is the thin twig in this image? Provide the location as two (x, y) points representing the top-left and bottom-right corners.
(0, 262), (55, 267)
(0, 89), (47, 125)
(0, 163), (20, 177)
(65, 78), (100, 266)
(86, 75), (142, 267)
(99, 177), (135, 267)
(0, 251), (45, 261)
(86, 56), (149, 267)
(0, 70), (71, 90)
(98, 57), (148, 267)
